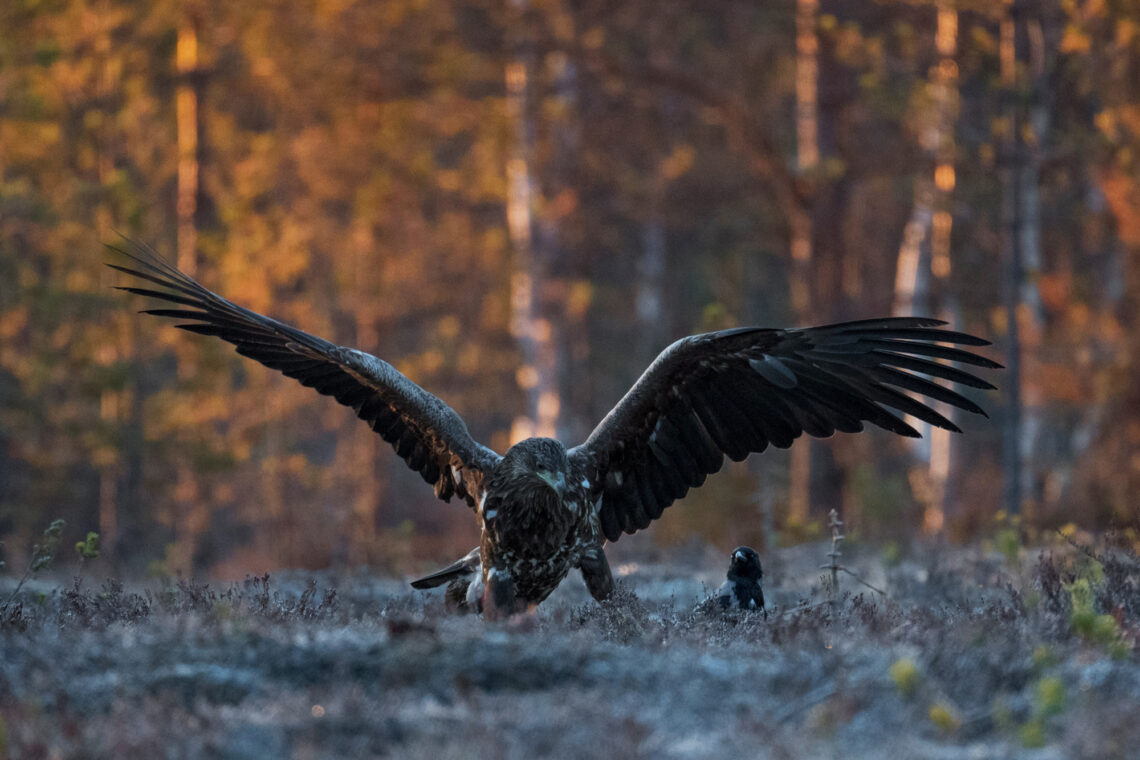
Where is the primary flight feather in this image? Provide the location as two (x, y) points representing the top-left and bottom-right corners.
(110, 238), (1000, 618)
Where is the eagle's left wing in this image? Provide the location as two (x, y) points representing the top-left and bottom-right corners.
(409, 546), (481, 589)
(568, 318), (1000, 542)
(108, 238), (500, 506)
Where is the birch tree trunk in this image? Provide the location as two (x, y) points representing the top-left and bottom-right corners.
(506, 0), (561, 442)
(1016, 14), (1051, 516)
(893, 3), (959, 533)
(788, 0), (819, 526)
(536, 50), (578, 437)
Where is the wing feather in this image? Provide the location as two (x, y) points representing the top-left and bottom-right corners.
(570, 317), (1000, 541)
(690, 388), (750, 461)
(108, 237), (500, 506)
(624, 469), (654, 529)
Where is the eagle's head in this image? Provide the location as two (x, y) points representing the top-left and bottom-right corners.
(499, 437), (569, 497)
(727, 546), (763, 582)
(484, 438), (575, 561)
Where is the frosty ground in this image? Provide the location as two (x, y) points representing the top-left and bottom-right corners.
(1, 538), (1137, 759)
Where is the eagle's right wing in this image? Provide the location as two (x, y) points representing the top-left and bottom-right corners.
(109, 238), (500, 506)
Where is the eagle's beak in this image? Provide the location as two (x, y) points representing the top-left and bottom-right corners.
(537, 470), (566, 496)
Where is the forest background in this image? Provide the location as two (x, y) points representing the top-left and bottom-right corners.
(3, 0), (1139, 578)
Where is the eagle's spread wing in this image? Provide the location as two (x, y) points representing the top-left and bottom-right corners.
(108, 238), (500, 506)
(569, 318), (1000, 541)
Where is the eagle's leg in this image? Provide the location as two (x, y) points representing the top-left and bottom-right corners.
(481, 566), (518, 621)
(579, 546), (614, 601)
(444, 578), (476, 614)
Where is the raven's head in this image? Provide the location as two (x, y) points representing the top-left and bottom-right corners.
(500, 437), (569, 497)
(727, 546), (762, 582)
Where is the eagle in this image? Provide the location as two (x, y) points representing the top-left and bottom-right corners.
(109, 238), (999, 619)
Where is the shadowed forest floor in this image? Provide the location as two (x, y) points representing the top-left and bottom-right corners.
(1, 539), (1138, 759)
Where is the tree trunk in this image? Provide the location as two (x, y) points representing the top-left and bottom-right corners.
(788, 0), (819, 526)
(506, 0), (561, 442)
(176, 15), (200, 277)
(174, 12), (203, 567)
(1000, 0), (1024, 516)
(1016, 14), (1050, 517)
(894, 2), (960, 533)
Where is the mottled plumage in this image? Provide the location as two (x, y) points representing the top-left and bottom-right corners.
(111, 238), (1000, 619)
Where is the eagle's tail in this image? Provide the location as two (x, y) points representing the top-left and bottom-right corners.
(409, 547), (480, 589)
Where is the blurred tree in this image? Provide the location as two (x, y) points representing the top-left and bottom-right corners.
(790, 0), (820, 528)
(0, 0), (177, 568)
(892, 2), (960, 533)
(6, 0), (1140, 578)
(1059, 0), (1140, 526)
(503, 0), (564, 444)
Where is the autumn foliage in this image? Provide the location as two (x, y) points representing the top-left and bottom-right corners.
(2, 1), (1139, 576)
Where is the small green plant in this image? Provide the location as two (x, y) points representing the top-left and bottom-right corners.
(995, 528), (1020, 566)
(1033, 676), (1065, 718)
(2, 519), (66, 608)
(928, 703), (961, 733)
(881, 541), (901, 567)
(991, 696), (1016, 732)
(1067, 576), (1125, 649)
(889, 657), (920, 698)
(73, 531), (101, 589)
(1019, 718), (1046, 748)
(75, 532), (100, 560)
(1015, 676), (1066, 749)
(1032, 644), (1055, 670)
(990, 510), (1022, 566)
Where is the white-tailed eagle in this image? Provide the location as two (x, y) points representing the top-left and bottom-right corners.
(109, 239), (999, 619)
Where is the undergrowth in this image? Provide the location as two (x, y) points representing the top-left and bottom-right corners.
(1, 530), (1138, 759)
